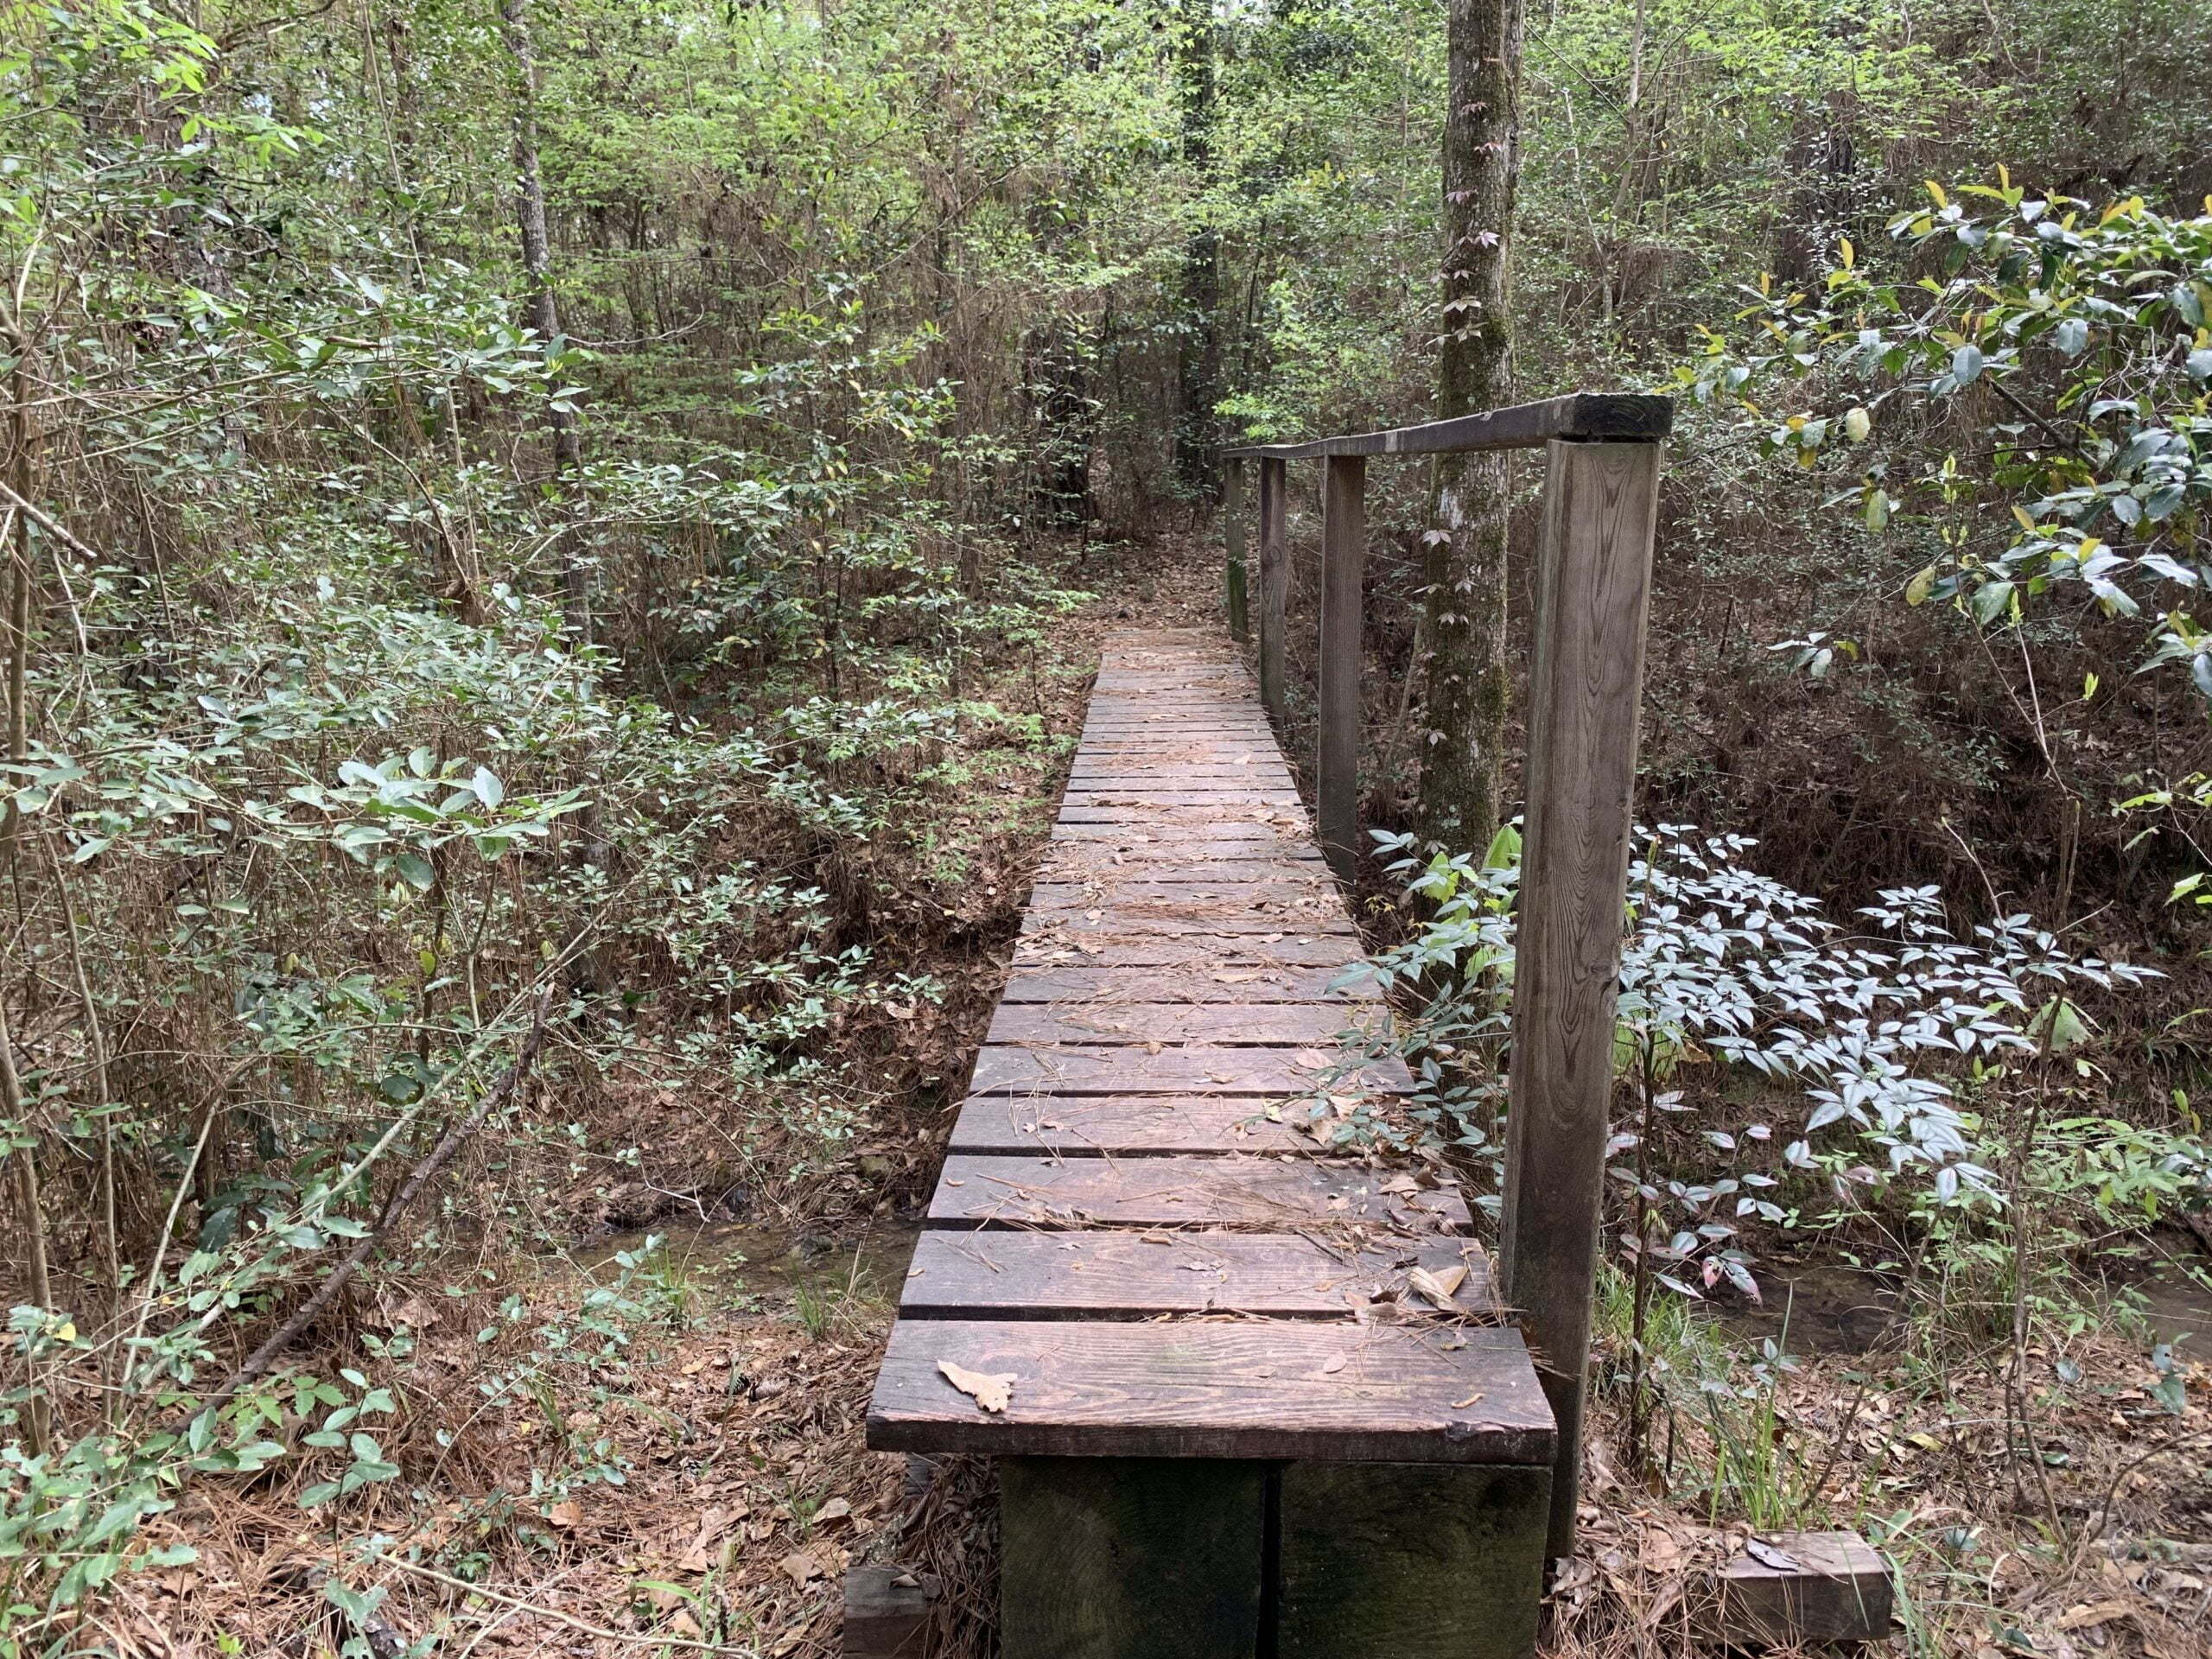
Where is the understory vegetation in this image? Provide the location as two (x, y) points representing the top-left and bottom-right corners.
(0, 1), (2209, 1656)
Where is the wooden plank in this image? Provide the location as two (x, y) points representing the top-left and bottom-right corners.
(998, 1458), (1262, 1659)
(1258, 455), (1287, 723)
(865, 1320), (1554, 1463)
(1276, 1464), (1550, 1659)
(1067, 767), (1296, 786)
(1030, 875), (1327, 902)
(1020, 912), (1357, 939)
(899, 1230), (1495, 1319)
(1009, 938), (1367, 969)
(946, 1091), (1311, 1155)
(984, 1001), (1380, 1046)
(1037, 858), (1327, 886)
(1221, 391), (1673, 460)
(999, 963), (1377, 1004)
(1317, 454), (1365, 880)
(1060, 791), (1305, 809)
(1498, 436), (1663, 1560)
(924, 1154), (1467, 1230)
(1047, 823), (1319, 852)
(968, 1045), (1408, 1097)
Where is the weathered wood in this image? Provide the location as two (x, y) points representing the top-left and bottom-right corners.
(1498, 437), (1663, 1559)
(1036, 860), (1327, 889)
(998, 963), (1375, 1004)
(1058, 794), (1303, 815)
(1317, 454), (1365, 880)
(1221, 391), (1673, 460)
(1276, 1463), (1550, 1659)
(1009, 938), (1367, 969)
(967, 1044), (1408, 1098)
(1256, 455), (1287, 723)
(842, 1564), (930, 1658)
(924, 1154), (1468, 1230)
(1224, 455), (1249, 644)
(899, 1230), (1495, 1319)
(1022, 920), (1355, 951)
(998, 1458), (1263, 1659)
(1706, 1529), (1894, 1646)
(867, 1320), (1554, 1463)
(984, 1001), (1376, 1046)
(1047, 821), (1318, 849)
(946, 1090), (1313, 1154)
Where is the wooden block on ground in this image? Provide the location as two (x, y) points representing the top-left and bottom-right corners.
(843, 1564), (931, 1658)
(1276, 1463), (1550, 1659)
(924, 1153), (1468, 1230)
(967, 1044), (1408, 1097)
(1707, 1530), (1893, 1646)
(867, 1320), (1554, 1462)
(998, 1458), (1263, 1659)
(899, 1230), (1496, 1319)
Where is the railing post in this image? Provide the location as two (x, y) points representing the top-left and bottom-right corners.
(1256, 456), (1287, 725)
(1317, 454), (1365, 880)
(1498, 436), (1662, 1562)
(1223, 455), (1249, 642)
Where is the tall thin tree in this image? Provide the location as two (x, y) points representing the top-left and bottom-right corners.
(1171, 0), (1222, 498)
(499, 0), (588, 640)
(1415, 0), (1526, 855)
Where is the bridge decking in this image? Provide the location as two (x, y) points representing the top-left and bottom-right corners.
(867, 630), (1545, 1460)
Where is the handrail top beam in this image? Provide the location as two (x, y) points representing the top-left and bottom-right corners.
(1221, 391), (1670, 461)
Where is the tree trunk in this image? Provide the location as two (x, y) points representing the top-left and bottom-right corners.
(499, 0), (588, 641)
(1171, 0), (1221, 499)
(1415, 0), (1526, 857)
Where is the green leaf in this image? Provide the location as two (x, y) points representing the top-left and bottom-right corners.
(1904, 564), (1936, 606)
(394, 853), (435, 891)
(1970, 580), (2015, 626)
(1951, 343), (1984, 385)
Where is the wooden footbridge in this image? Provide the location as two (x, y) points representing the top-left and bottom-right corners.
(865, 395), (1670, 1659)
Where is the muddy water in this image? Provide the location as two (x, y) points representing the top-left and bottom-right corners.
(1714, 1244), (2212, 1358)
(580, 1217), (924, 1313)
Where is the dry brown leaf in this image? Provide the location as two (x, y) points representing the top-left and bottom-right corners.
(545, 1499), (582, 1531)
(779, 1551), (823, 1587)
(1408, 1264), (1469, 1309)
(938, 1359), (1016, 1413)
(2053, 1601), (2136, 1631)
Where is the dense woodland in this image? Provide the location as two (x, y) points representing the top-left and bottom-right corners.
(2, 1), (2210, 1655)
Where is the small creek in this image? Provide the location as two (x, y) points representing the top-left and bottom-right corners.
(1714, 1236), (2212, 1359)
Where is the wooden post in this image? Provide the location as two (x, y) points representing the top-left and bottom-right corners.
(1224, 456), (1249, 641)
(1316, 454), (1365, 880)
(1256, 456), (1288, 725)
(1498, 437), (1662, 1561)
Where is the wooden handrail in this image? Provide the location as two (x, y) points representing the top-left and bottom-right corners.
(1216, 389), (1669, 1560)
(1220, 390), (1670, 461)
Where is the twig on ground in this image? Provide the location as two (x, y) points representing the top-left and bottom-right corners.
(197, 989), (553, 1416)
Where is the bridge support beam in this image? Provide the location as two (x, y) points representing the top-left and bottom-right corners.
(1255, 456), (1288, 725)
(1498, 436), (1663, 1560)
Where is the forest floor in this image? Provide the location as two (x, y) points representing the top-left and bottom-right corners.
(139, 537), (2211, 1659)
